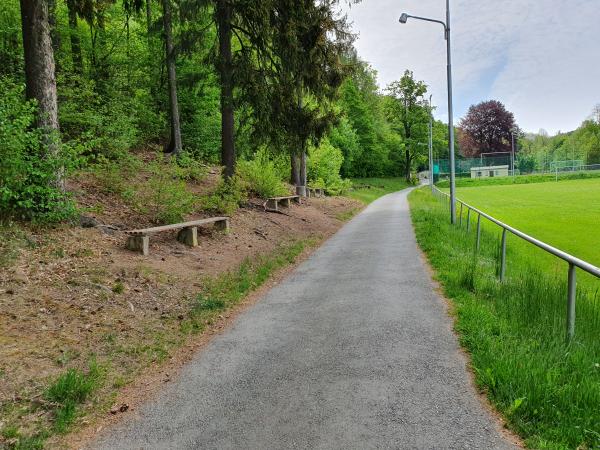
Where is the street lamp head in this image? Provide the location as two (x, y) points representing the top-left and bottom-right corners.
(399, 13), (409, 24)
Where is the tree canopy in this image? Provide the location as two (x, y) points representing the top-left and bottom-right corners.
(458, 100), (517, 157)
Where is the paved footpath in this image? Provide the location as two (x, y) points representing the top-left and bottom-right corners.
(93, 189), (516, 450)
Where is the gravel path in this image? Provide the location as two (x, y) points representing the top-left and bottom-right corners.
(93, 189), (516, 450)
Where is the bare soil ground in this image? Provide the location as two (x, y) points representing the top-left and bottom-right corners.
(0, 166), (361, 447)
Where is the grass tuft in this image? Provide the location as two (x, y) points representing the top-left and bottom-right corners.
(44, 361), (102, 433)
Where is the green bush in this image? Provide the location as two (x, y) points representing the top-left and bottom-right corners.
(308, 138), (352, 195)
(0, 78), (77, 223)
(202, 176), (248, 216)
(173, 151), (208, 183)
(237, 148), (289, 198)
(90, 154), (199, 224)
(58, 75), (154, 159)
(131, 157), (197, 224)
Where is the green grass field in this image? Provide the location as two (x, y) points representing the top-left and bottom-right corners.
(445, 178), (600, 286)
(437, 170), (600, 189)
(409, 188), (600, 450)
(347, 178), (411, 204)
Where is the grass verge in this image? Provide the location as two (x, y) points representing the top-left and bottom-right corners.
(180, 239), (316, 335)
(409, 187), (600, 450)
(348, 178), (412, 204)
(0, 239), (316, 449)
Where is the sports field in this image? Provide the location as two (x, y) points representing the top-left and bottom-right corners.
(451, 177), (600, 283)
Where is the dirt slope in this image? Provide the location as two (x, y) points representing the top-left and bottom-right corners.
(0, 169), (361, 446)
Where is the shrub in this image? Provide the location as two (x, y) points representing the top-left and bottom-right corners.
(173, 151), (208, 183)
(202, 175), (248, 216)
(307, 138), (352, 195)
(132, 158), (197, 224)
(58, 75), (161, 159)
(237, 148), (289, 198)
(0, 78), (78, 223)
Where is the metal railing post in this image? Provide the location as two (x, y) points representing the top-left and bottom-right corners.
(476, 214), (481, 251)
(500, 228), (507, 281)
(459, 202), (463, 227)
(567, 263), (576, 341)
(466, 208), (471, 232)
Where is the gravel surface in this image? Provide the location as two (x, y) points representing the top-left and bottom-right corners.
(92, 189), (516, 450)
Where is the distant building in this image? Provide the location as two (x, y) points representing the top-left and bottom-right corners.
(470, 165), (509, 178)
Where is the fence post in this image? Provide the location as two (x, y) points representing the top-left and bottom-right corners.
(567, 263), (576, 341)
(476, 214), (481, 251)
(500, 228), (507, 281)
(466, 208), (471, 232)
(459, 203), (463, 227)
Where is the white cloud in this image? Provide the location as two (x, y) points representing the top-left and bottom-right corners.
(341, 0), (600, 134)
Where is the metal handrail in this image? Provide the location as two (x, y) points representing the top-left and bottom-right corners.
(431, 186), (600, 340)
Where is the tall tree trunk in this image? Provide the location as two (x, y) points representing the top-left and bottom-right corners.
(20, 0), (63, 188)
(93, 10), (109, 90)
(217, 0), (235, 178)
(66, 0), (83, 74)
(290, 152), (301, 186)
(48, 0), (60, 71)
(162, 0), (182, 154)
(295, 83), (307, 196)
(405, 148), (411, 182)
(146, 0), (152, 36)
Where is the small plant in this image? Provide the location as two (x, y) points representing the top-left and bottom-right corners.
(112, 281), (124, 294)
(174, 151), (208, 182)
(44, 361), (102, 433)
(132, 158), (197, 224)
(202, 176), (248, 216)
(194, 296), (226, 312)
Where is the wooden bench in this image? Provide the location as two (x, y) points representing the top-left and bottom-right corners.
(307, 187), (325, 198)
(264, 195), (301, 212)
(125, 217), (229, 256)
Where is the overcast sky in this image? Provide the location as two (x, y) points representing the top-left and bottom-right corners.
(340, 0), (600, 135)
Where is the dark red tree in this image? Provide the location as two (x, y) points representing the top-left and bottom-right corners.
(458, 100), (517, 157)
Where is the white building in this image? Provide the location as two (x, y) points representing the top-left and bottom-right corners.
(470, 165), (510, 178)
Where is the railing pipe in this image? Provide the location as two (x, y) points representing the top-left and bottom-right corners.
(500, 228), (507, 281)
(567, 264), (576, 341)
(466, 208), (471, 232)
(476, 213), (481, 251)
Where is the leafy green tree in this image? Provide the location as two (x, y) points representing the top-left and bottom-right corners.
(383, 70), (429, 181)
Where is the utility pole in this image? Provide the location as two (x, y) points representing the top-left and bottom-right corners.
(428, 95), (434, 191)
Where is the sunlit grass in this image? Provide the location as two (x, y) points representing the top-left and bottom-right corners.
(409, 187), (600, 449)
(347, 178), (411, 204)
(444, 177), (600, 286)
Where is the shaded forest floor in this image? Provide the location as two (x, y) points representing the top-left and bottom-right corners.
(0, 151), (362, 448)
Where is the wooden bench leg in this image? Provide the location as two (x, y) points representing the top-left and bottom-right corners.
(214, 219), (229, 232)
(283, 198), (291, 208)
(293, 196), (301, 204)
(127, 235), (150, 256)
(266, 199), (278, 211)
(177, 226), (198, 247)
